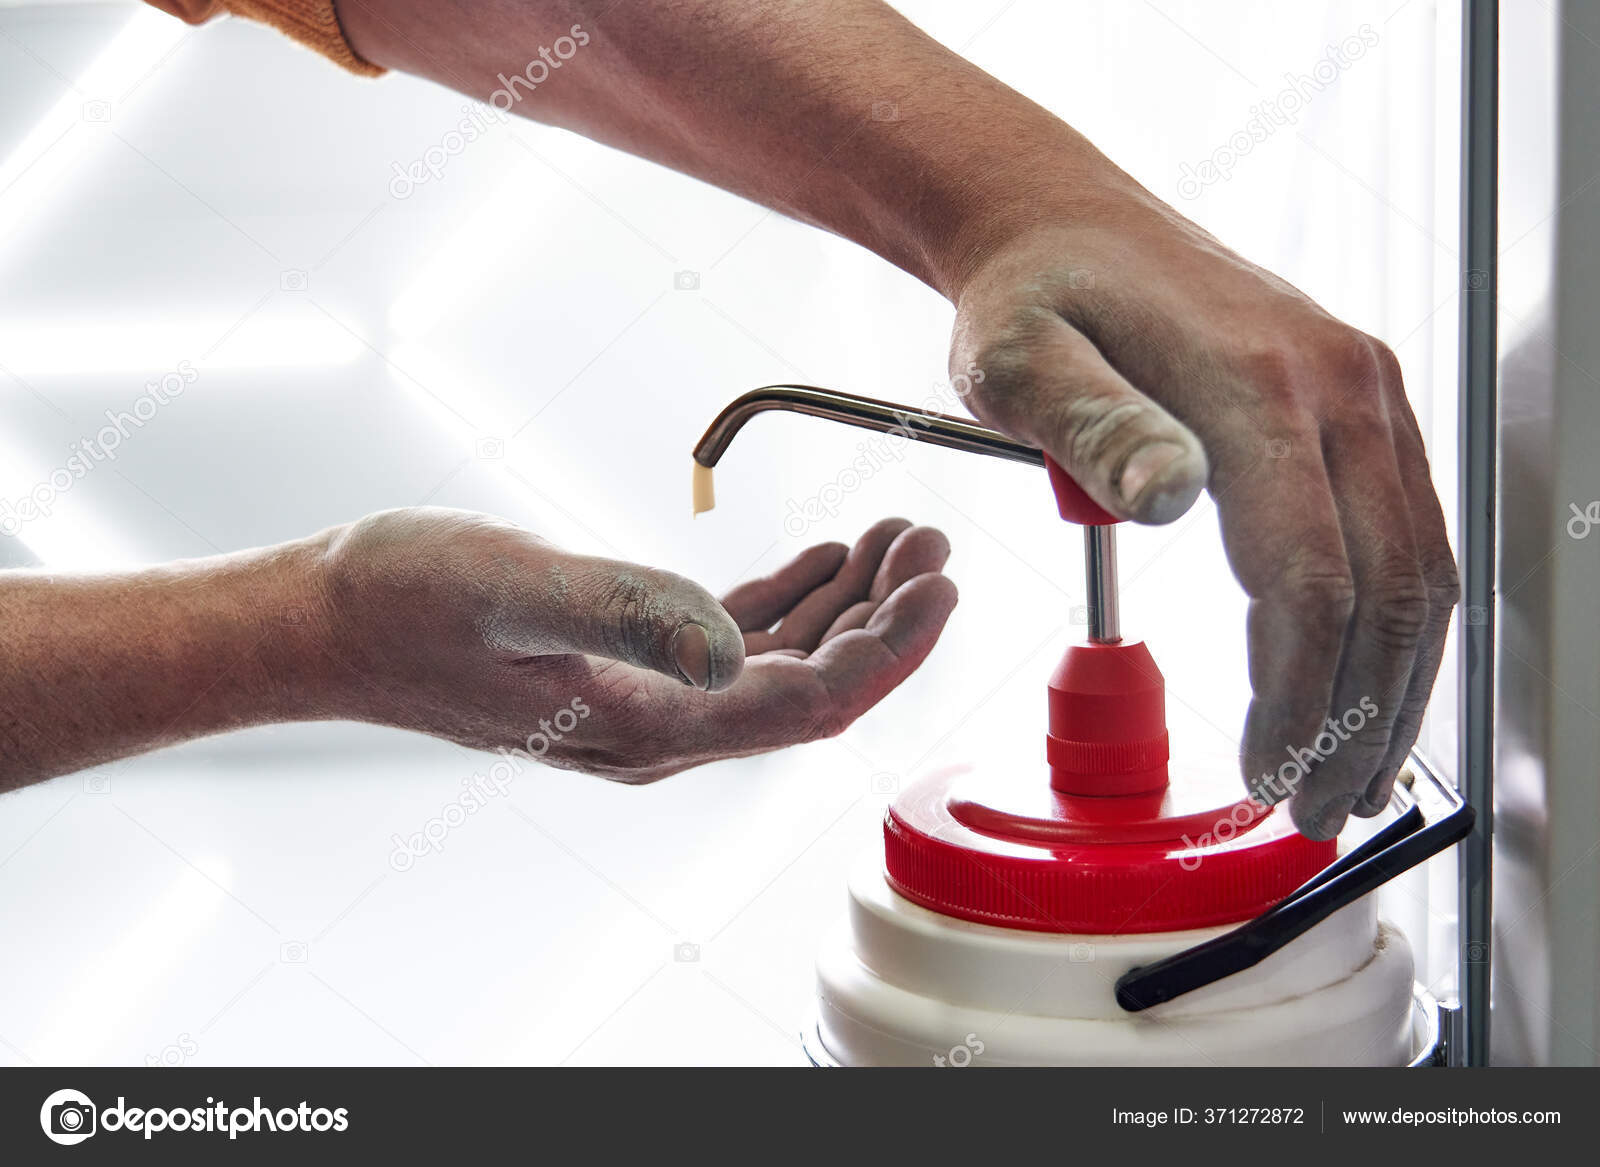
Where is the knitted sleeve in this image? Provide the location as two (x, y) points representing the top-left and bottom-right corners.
(142, 0), (385, 77)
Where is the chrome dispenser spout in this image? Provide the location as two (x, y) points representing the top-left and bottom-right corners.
(691, 383), (1121, 644)
(690, 384), (1044, 474)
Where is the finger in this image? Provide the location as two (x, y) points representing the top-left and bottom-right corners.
(1210, 429), (1354, 838)
(818, 520), (954, 646)
(751, 524), (949, 653)
(712, 573), (959, 746)
(768, 517), (910, 651)
(1288, 373), (1427, 837)
(819, 600), (876, 644)
(804, 573), (960, 726)
(498, 553), (745, 692)
(963, 312), (1208, 524)
(812, 524), (948, 646)
(1354, 382), (1459, 814)
(721, 541), (848, 632)
(869, 525), (951, 602)
(601, 574), (958, 774)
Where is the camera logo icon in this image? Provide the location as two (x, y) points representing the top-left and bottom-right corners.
(280, 940), (308, 963)
(40, 1089), (96, 1146)
(1265, 438), (1292, 459)
(279, 269), (308, 292)
(673, 941), (700, 963)
(474, 436), (505, 460)
(81, 100), (111, 123)
(869, 772), (899, 797)
(673, 270), (700, 291)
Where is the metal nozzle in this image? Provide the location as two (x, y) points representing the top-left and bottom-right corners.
(691, 384), (1044, 471)
(693, 384), (1125, 642)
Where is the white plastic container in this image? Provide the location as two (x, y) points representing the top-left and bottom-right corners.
(811, 854), (1424, 1067)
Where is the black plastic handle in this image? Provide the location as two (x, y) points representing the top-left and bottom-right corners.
(1114, 754), (1474, 1012)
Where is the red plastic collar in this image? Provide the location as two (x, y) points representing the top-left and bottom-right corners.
(883, 762), (1333, 934)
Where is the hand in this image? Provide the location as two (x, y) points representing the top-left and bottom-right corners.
(316, 509), (957, 782)
(949, 201), (1457, 839)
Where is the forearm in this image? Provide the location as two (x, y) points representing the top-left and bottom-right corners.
(338, 0), (1152, 297)
(0, 535), (339, 789)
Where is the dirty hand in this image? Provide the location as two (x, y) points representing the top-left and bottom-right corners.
(319, 509), (957, 781)
(949, 202), (1456, 840)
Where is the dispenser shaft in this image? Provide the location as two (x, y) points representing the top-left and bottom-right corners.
(1084, 525), (1121, 644)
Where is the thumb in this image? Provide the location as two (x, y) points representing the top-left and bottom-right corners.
(977, 319), (1208, 524)
(501, 553), (746, 691)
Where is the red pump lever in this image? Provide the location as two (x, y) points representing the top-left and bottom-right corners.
(1043, 454), (1120, 526)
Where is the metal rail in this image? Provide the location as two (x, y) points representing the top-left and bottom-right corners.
(1457, 0), (1498, 1068)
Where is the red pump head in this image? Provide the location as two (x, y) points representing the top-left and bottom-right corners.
(1047, 639), (1169, 796)
(1040, 453), (1170, 797)
(881, 453), (1333, 934)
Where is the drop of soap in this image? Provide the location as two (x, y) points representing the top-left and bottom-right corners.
(692, 461), (716, 516)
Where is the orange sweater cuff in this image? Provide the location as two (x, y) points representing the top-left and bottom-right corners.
(145, 0), (386, 77)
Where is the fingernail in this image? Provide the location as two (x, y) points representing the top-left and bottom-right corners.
(672, 622), (711, 690)
(1119, 441), (1186, 509)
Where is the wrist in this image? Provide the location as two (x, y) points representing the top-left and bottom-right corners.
(927, 142), (1168, 302)
(236, 527), (349, 723)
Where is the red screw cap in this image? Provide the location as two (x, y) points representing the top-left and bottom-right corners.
(883, 761), (1334, 934)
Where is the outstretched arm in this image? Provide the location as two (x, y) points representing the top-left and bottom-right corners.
(333, 0), (1457, 840)
(341, 0), (1124, 305)
(0, 509), (955, 790)
(0, 534), (334, 784)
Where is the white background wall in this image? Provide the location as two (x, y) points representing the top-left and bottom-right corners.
(0, 1), (1458, 1065)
